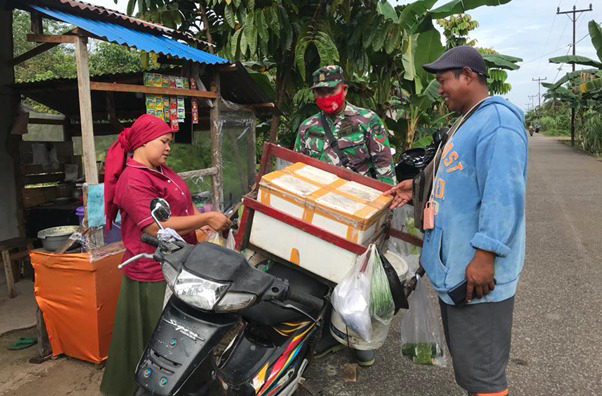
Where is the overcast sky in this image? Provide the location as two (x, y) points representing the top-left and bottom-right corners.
(90, 0), (602, 112)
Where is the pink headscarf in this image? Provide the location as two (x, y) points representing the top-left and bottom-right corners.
(104, 114), (177, 229)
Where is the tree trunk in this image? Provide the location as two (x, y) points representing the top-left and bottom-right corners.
(268, 60), (290, 144)
(199, 2), (214, 54)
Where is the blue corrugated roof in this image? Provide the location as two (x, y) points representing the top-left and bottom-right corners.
(31, 5), (228, 65)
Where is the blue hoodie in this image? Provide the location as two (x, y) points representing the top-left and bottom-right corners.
(421, 96), (528, 305)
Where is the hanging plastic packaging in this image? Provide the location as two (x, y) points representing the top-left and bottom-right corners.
(399, 275), (447, 367)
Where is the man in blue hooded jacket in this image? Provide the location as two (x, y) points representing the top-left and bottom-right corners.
(386, 46), (528, 396)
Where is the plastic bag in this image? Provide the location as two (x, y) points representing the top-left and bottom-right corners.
(225, 229), (236, 250)
(206, 230), (225, 246)
(370, 249), (395, 326)
(332, 246), (374, 341)
(399, 275), (446, 366)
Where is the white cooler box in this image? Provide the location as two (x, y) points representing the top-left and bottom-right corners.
(250, 163), (392, 283)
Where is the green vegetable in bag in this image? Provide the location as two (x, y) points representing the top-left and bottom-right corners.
(369, 247), (395, 325)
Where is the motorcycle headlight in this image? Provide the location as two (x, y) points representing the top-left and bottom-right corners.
(162, 262), (179, 289)
(173, 269), (229, 310)
(215, 292), (256, 312)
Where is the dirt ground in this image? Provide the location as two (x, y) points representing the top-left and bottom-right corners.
(0, 327), (103, 396)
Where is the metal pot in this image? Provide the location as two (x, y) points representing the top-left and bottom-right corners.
(37, 225), (81, 252)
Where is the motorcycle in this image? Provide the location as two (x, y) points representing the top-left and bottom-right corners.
(395, 127), (448, 182)
(121, 198), (331, 396)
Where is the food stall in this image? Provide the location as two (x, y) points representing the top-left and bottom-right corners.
(8, 0), (274, 363)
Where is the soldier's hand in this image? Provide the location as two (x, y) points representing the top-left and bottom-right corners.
(384, 179), (413, 209)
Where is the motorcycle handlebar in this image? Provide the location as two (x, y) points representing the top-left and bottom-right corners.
(287, 288), (324, 312)
(141, 233), (160, 247)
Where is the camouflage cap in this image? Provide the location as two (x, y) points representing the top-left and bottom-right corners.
(311, 65), (345, 89)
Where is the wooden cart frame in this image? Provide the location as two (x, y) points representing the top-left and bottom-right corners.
(235, 143), (423, 270)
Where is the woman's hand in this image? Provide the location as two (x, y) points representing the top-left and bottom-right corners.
(207, 212), (232, 232)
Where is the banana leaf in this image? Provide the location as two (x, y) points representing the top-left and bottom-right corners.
(549, 55), (602, 69)
(429, 0), (512, 19)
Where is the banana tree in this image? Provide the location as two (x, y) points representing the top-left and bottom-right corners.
(120, 0), (515, 149)
(549, 20), (602, 97)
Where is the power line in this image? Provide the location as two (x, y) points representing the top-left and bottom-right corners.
(522, 44), (571, 65)
(557, 3), (594, 146)
(553, 45), (573, 83)
(536, 3), (559, 71)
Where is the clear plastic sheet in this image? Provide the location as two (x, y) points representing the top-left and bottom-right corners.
(387, 205), (422, 275)
(218, 111), (256, 209)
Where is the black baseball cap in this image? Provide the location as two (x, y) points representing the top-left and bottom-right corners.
(423, 46), (488, 78)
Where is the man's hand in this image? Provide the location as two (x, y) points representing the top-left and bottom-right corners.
(465, 249), (496, 302)
(383, 179), (413, 209)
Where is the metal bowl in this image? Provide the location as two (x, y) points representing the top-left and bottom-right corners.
(37, 225), (81, 252)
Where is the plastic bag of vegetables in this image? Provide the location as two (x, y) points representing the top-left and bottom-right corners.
(370, 248), (395, 326)
(332, 245), (396, 342)
(332, 246), (374, 341)
(399, 275), (446, 367)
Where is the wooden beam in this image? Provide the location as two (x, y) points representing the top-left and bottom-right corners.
(28, 117), (65, 125)
(89, 81), (218, 99)
(209, 70), (223, 210)
(12, 29), (77, 66)
(178, 167), (218, 179)
(11, 42), (59, 65)
(27, 34), (79, 44)
(74, 36), (98, 184)
(249, 103), (275, 109)
(217, 64), (238, 72)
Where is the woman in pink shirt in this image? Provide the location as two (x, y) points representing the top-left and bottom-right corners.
(100, 115), (230, 396)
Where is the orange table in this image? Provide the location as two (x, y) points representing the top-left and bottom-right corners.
(31, 248), (123, 364)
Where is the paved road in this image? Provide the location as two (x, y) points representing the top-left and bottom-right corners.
(300, 135), (602, 396)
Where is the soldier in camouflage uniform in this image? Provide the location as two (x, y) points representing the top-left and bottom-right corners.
(295, 66), (392, 368)
(295, 65), (396, 185)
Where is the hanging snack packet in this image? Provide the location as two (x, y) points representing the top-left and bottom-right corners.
(177, 97), (185, 121)
(163, 97), (170, 121)
(191, 99), (199, 124)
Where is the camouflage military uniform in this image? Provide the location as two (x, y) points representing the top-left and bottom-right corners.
(294, 66), (396, 185)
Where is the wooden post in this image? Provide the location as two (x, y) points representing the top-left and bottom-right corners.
(74, 35), (98, 184)
(35, 307), (52, 359)
(209, 69), (223, 210)
(248, 113), (257, 190)
(1, 249), (16, 298)
(30, 11), (42, 35)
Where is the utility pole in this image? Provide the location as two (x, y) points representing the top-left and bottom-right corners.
(557, 3), (593, 146)
(532, 77), (547, 127)
(528, 94), (537, 109)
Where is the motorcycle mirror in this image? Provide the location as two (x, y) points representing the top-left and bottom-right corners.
(150, 198), (171, 225)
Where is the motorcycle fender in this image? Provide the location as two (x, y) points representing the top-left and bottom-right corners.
(136, 298), (239, 396)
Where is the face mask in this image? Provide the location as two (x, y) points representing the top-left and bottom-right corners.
(316, 89), (346, 114)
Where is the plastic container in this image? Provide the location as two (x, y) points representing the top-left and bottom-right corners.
(76, 206), (85, 225)
(330, 309), (393, 350)
(75, 206), (122, 244)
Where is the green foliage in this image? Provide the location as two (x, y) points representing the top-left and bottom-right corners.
(89, 41), (144, 75)
(13, 10), (76, 82)
(546, 20), (602, 155)
(122, 0), (516, 152)
(437, 14), (479, 49)
(581, 110), (602, 155)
